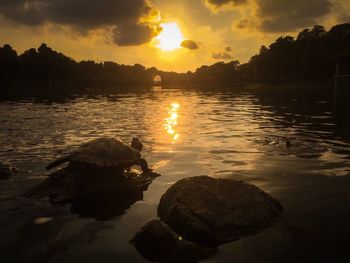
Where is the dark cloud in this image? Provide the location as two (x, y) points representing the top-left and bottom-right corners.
(0, 0), (47, 25)
(0, 0), (160, 45)
(225, 46), (232, 52)
(181, 40), (199, 50)
(212, 52), (233, 60)
(113, 22), (161, 46)
(236, 19), (249, 29)
(206, 0), (247, 8)
(256, 0), (334, 32)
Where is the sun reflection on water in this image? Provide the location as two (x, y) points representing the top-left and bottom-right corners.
(164, 102), (180, 143)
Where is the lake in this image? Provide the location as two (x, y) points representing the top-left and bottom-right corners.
(1, 87), (350, 262)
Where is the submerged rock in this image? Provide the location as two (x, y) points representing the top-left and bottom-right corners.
(158, 176), (283, 246)
(24, 165), (160, 220)
(25, 165), (159, 203)
(131, 220), (217, 263)
(0, 162), (17, 179)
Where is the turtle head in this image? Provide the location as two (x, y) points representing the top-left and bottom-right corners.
(131, 137), (143, 152)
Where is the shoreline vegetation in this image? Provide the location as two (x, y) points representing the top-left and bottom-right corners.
(1, 23), (350, 95)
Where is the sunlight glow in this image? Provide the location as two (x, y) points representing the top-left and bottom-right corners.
(164, 102), (180, 143)
(155, 23), (184, 51)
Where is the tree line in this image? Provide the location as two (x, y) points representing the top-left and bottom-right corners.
(0, 43), (162, 87)
(1, 23), (349, 89)
(238, 23), (350, 83)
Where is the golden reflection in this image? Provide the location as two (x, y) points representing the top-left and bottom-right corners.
(164, 102), (180, 143)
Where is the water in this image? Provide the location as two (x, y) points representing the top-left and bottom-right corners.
(1, 88), (350, 262)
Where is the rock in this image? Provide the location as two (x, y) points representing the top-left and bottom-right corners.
(0, 162), (17, 179)
(158, 176), (283, 246)
(131, 220), (217, 263)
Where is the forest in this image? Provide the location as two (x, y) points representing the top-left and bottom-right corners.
(1, 23), (350, 89)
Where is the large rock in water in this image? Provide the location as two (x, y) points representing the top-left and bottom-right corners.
(158, 176), (283, 246)
(131, 220), (217, 263)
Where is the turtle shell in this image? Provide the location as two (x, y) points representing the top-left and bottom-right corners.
(68, 137), (141, 167)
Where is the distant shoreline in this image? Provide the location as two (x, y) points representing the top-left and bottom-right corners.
(244, 78), (334, 91)
(0, 78), (337, 98)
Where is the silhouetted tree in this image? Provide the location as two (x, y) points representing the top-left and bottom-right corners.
(0, 44), (19, 83)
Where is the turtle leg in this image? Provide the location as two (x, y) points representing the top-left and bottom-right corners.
(134, 158), (151, 173)
(115, 165), (127, 175)
(124, 165), (132, 174)
(46, 156), (70, 170)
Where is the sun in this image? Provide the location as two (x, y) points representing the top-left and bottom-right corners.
(155, 23), (184, 51)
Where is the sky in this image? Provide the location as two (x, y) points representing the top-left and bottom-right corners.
(0, 0), (349, 72)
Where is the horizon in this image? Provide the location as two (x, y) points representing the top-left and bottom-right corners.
(0, 0), (349, 72)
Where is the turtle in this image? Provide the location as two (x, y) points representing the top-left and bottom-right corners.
(46, 137), (151, 173)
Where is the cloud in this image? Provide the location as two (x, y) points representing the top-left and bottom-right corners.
(114, 22), (161, 46)
(205, 0), (247, 8)
(181, 40), (199, 50)
(0, 0), (161, 46)
(236, 19), (249, 29)
(337, 14), (350, 24)
(256, 0), (334, 32)
(212, 52), (233, 59)
(204, 0), (335, 33)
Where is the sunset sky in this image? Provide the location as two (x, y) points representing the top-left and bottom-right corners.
(0, 0), (349, 72)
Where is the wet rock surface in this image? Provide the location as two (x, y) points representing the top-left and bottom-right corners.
(158, 176), (283, 246)
(131, 220), (217, 263)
